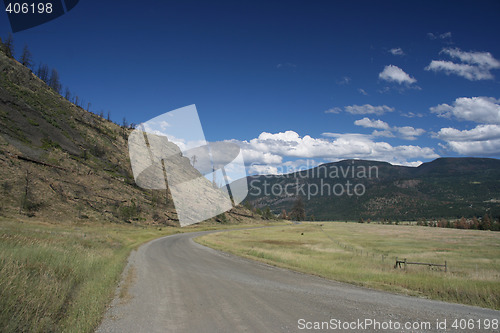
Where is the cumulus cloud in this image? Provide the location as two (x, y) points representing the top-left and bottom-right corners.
(396, 126), (426, 140)
(354, 117), (425, 140)
(432, 97), (500, 155)
(425, 48), (500, 81)
(426, 61), (494, 80)
(430, 96), (500, 124)
(240, 149), (282, 165)
(344, 104), (395, 115)
(324, 107), (342, 114)
(325, 104), (394, 116)
(443, 48), (500, 68)
(234, 130), (437, 173)
(389, 48), (404, 56)
(354, 117), (390, 130)
(401, 112), (424, 118)
(434, 124), (500, 155)
(436, 128), (500, 155)
(435, 124), (500, 142)
(372, 130), (395, 138)
(379, 65), (417, 85)
(444, 140), (500, 155)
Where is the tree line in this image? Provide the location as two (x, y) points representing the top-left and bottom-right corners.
(243, 196), (308, 221)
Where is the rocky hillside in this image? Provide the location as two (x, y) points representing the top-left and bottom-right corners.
(0, 40), (253, 225)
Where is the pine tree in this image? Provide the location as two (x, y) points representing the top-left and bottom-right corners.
(290, 197), (305, 221)
(471, 216), (479, 230)
(480, 214), (491, 230)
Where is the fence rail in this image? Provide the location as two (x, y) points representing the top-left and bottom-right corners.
(395, 257), (447, 272)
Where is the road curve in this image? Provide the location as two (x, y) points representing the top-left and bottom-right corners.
(97, 230), (500, 333)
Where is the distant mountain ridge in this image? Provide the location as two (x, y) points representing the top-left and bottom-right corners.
(243, 157), (500, 220)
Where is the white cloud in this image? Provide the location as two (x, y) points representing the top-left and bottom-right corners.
(358, 88), (368, 95)
(427, 32), (452, 40)
(425, 48), (500, 81)
(425, 60), (494, 80)
(401, 112), (424, 118)
(404, 161), (424, 167)
(432, 97), (500, 155)
(336, 76), (351, 85)
(354, 118), (425, 140)
(372, 130), (395, 138)
(354, 117), (390, 130)
(435, 124), (500, 142)
(344, 104), (395, 115)
(240, 149), (282, 165)
(444, 140), (500, 155)
(430, 96), (500, 124)
(389, 48), (404, 56)
(247, 164), (279, 175)
(379, 65), (417, 85)
(234, 130), (438, 173)
(324, 107), (342, 114)
(436, 127), (500, 155)
(395, 126), (426, 140)
(443, 48), (500, 68)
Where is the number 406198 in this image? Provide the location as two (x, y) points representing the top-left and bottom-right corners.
(451, 318), (498, 330)
(5, 2), (53, 14)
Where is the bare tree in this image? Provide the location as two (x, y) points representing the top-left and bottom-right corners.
(122, 117), (128, 128)
(36, 63), (49, 82)
(4, 33), (14, 58)
(64, 86), (71, 100)
(20, 44), (33, 69)
(48, 68), (62, 93)
(107, 111), (111, 122)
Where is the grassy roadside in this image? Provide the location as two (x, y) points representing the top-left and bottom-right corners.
(0, 217), (274, 333)
(196, 222), (500, 310)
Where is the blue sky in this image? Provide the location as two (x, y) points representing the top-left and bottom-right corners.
(2, 0), (500, 174)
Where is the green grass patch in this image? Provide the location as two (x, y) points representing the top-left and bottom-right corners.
(196, 222), (500, 310)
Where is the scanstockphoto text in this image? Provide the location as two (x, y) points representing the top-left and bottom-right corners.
(247, 160), (379, 200)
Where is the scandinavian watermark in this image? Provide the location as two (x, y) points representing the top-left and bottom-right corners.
(248, 160), (379, 200)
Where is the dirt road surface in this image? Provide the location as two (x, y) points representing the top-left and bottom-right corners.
(96, 230), (500, 332)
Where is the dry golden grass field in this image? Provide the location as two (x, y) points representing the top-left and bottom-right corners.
(197, 222), (500, 310)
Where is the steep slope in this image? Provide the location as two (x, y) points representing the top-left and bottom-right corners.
(244, 158), (500, 220)
(0, 43), (252, 225)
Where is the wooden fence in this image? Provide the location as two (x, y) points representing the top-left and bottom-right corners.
(394, 257), (447, 272)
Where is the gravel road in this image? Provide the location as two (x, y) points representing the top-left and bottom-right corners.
(96, 230), (500, 333)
